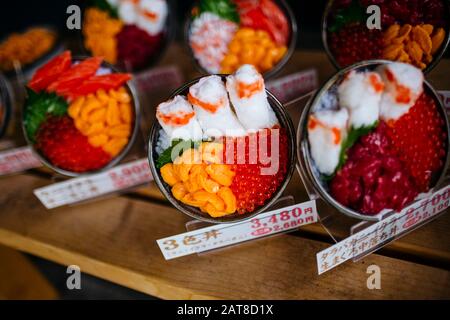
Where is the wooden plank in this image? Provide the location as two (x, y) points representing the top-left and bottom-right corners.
(24, 46), (450, 268)
(0, 174), (448, 299)
(0, 244), (58, 299)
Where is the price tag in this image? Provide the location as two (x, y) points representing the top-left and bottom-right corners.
(0, 146), (42, 176)
(157, 200), (318, 260)
(135, 65), (184, 93)
(317, 185), (450, 275)
(34, 158), (152, 209)
(266, 69), (318, 104)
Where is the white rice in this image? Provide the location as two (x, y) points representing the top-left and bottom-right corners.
(155, 128), (170, 155)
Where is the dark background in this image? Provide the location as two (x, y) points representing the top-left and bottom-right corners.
(0, 1), (327, 50)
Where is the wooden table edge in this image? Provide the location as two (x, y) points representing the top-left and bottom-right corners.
(0, 228), (220, 300)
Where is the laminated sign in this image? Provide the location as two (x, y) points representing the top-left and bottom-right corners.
(34, 158), (153, 209)
(317, 185), (450, 274)
(157, 200), (318, 260)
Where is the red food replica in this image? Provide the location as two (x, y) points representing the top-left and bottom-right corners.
(151, 64), (294, 221)
(325, 0), (449, 71)
(306, 61), (448, 217)
(23, 51), (136, 175)
(83, 0), (169, 71)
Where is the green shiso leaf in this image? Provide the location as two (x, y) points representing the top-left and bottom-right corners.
(89, 0), (119, 19)
(328, 0), (366, 33)
(198, 0), (240, 23)
(322, 121), (379, 181)
(23, 88), (68, 143)
(156, 139), (201, 169)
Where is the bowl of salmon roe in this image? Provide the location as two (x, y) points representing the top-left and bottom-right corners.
(322, 0), (450, 74)
(148, 76), (296, 223)
(22, 53), (141, 177)
(297, 60), (450, 221)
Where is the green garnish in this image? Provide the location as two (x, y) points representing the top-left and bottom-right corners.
(328, 0), (366, 33)
(322, 121), (379, 180)
(198, 0), (240, 23)
(156, 139), (201, 169)
(89, 0), (119, 19)
(24, 88), (68, 143)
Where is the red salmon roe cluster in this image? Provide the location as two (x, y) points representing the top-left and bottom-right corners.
(36, 116), (112, 173)
(387, 93), (447, 191)
(360, 0), (448, 27)
(331, 122), (419, 215)
(329, 23), (383, 67)
(116, 25), (163, 70)
(225, 128), (289, 214)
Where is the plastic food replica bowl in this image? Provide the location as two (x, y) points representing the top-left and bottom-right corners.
(297, 60), (450, 221)
(80, 0), (175, 72)
(148, 76), (296, 224)
(184, 0), (297, 79)
(322, 0), (450, 74)
(22, 57), (141, 177)
(0, 73), (13, 138)
(0, 25), (63, 78)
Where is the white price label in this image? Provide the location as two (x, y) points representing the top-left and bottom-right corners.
(157, 200), (318, 260)
(135, 65), (184, 93)
(266, 69), (318, 104)
(317, 185), (450, 274)
(34, 158), (153, 209)
(0, 146), (42, 176)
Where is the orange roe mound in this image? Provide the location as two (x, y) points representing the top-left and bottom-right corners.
(387, 93), (447, 191)
(225, 128), (289, 214)
(36, 116), (112, 173)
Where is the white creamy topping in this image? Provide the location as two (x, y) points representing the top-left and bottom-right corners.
(189, 75), (226, 106)
(338, 70), (383, 128)
(157, 95), (193, 116)
(226, 65), (278, 130)
(156, 95), (203, 141)
(308, 108), (349, 175)
(234, 64), (262, 84)
(118, 0), (167, 35)
(137, 0), (168, 35)
(376, 62), (423, 122)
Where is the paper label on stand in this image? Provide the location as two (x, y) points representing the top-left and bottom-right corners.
(135, 65), (184, 93)
(266, 69), (318, 104)
(316, 185), (450, 275)
(157, 200), (318, 260)
(0, 146), (42, 176)
(34, 158), (152, 209)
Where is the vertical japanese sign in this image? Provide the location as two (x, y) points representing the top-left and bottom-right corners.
(157, 200), (318, 260)
(317, 185), (450, 274)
